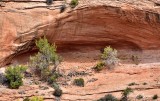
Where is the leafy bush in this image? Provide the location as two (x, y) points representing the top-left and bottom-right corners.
(120, 87), (133, 101)
(152, 94), (158, 100)
(23, 97), (30, 101)
(35, 37), (60, 67)
(60, 5), (66, 13)
(128, 82), (138, 86)
(70, 0), (78, 8)
(73, 78), (84, 87)
(53, 88), (63, 97)
(101, 46), (118, 69)
(97, 94), (118, 101)
(136, 94), (143, 100)
(46, 0), (52, 5)
(23, 96), (43, 101)
(93, 61), (105, 71)
(30, 96), (43, 101)
(30, 37), (61, 81)
(5, 65), (27, 89)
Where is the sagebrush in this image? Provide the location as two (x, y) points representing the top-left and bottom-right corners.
(101, 46), (118, 69)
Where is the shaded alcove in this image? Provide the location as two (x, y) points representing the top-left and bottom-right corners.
(10, 38), (145, 65)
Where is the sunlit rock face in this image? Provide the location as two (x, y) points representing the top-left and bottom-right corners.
(0, 0), (160, 66)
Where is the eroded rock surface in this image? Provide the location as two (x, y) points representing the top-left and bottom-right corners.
(0, 0), (160, 66)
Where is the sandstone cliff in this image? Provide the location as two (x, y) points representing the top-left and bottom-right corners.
(1, 0), (160, 100)
(0, 0), (160, 66)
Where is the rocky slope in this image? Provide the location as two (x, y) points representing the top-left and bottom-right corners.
(1, 0), (160, 66)
(1, 50), (160, 101)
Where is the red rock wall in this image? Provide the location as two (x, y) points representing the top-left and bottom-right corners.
(0, 1), (160, 66)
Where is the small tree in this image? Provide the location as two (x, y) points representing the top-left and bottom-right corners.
(70, 0), (78, 8)
(30, 37), (61, 80)
(101, 46), (118, 69)
(5, 65), (27, 89)
(121, 87), (133, 101)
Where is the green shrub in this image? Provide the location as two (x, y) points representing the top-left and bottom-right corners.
(53, 88), (63, 97)
(73, 78), (84, 87)
(28, 37), (62, 98)
(120, 87), (133, 101)
(152, 94), (158, 100)
(93, 61), (105, 71)
(70, 0), (78, 8)
(23, 96), (43, 101)
(60, 5), (66, 13)
(97, 94), (118, 101)
(128, 82), (138, 86)
(136, 94), (143, 100)
(35, 37), (60, 67)
(46, 0), (52, 5)
(101, 46), (118, 69)
(30, 96), (43, 101)
(5, 65), (27, 89)
(23, 97), (30, 101)
(30, 37), (61, 81)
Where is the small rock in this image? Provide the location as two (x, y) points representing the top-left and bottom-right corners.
(24, 71), (32, 77)
(41, 93), (45, 96)
(61, 82), (68, 86)
(39, 86), (49, 90)
(0, 2), (5, 7)
(18, 90), (25, 94)
(0, 73), (7, 85)
(87, 78), (98, 83)
(34, 81), (40, 85)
